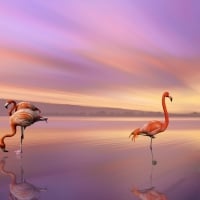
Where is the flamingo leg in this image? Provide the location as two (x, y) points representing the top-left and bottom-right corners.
(20, 126), (24, 153)
(150, 137), (153, 151)
(150, 137), (157, 165)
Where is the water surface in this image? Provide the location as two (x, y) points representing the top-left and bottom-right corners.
(0, 117), (200, 199)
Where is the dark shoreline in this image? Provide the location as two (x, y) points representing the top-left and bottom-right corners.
(1, 99), (199, 118)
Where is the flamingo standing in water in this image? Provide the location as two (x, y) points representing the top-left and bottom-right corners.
(4, 100), (43, 153)
(129, 91), (172, 150)
(0, 109), (48, 153)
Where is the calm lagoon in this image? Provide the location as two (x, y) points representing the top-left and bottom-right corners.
(0, 116), (200, 199)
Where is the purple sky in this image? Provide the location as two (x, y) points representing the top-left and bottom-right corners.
(0, 0), (200, 113)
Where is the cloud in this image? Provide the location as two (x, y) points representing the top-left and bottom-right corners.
(0, 0), (200, 113)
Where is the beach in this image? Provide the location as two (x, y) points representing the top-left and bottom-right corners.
(0, 116), (200, 199)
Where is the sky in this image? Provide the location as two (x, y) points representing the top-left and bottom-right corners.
(0, 0), (200, 113)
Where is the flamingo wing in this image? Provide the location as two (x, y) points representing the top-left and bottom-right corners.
(140, 120), (163, 136)
(16, 102), (36, 111)
(11, 110), (35, 127)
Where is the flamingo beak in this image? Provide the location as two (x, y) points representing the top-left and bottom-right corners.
(4, 103), (9, 109)
(44, 117), (48, 123)
(40, 117), (48, 123)
(0, 147), (8, 152)
(169, 96), (173, 102)
(0, 143), (8, 152)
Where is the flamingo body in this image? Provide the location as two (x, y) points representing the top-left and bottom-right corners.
(10, 109), (43, 127)
(139, 120), (165, 136)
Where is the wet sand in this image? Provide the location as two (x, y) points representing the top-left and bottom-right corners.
(0, 116), (200, 199)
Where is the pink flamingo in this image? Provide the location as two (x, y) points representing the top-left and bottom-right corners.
(0, 109), (48, 153)
(4, 100), (44, 153)
(129, 91), (172, 150)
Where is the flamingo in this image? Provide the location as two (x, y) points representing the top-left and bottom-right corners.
(4, 99), (41, 116)
(4, 100), (43, 153)
(0, 109), (48, 153)
(129, 91), (172, 150)
(0, 157), (47, 200)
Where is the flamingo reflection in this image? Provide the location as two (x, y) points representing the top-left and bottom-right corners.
(0, 157), (47, 200)
(131, 156), (167, 200)
(132, 187), (167, 200)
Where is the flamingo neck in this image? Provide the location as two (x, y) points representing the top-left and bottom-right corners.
(162, 95), (169, 131)
(8, 101), (17, 116)
(0, 125), (17, 149)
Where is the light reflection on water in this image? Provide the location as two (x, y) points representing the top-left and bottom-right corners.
(0, 117), (200, 199)
(0, 156), (47, 200)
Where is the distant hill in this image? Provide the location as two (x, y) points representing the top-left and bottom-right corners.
(0, 99), (199, 117)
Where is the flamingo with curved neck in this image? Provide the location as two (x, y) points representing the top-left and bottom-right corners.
(4, 99), (41, 116)
(0, 109), (48, 153)
(129, 91), (172, 150)
(4, 100), (44, 153)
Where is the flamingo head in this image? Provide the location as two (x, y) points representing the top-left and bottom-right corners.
(4, 99), (14, 109)
(129, 128), (140, 142)
(0, 144), (8, 152)
(40, 117), (48, 123)
(164, 91), (173, 102)
(4, 102), (9, 109)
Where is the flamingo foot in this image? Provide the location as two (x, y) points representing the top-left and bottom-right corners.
(130, 136), (135, 142)
(129, 132), (136, 142)
(129, 135), (133, 141)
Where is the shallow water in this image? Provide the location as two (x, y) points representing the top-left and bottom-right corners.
(0, 116), (200, 199)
